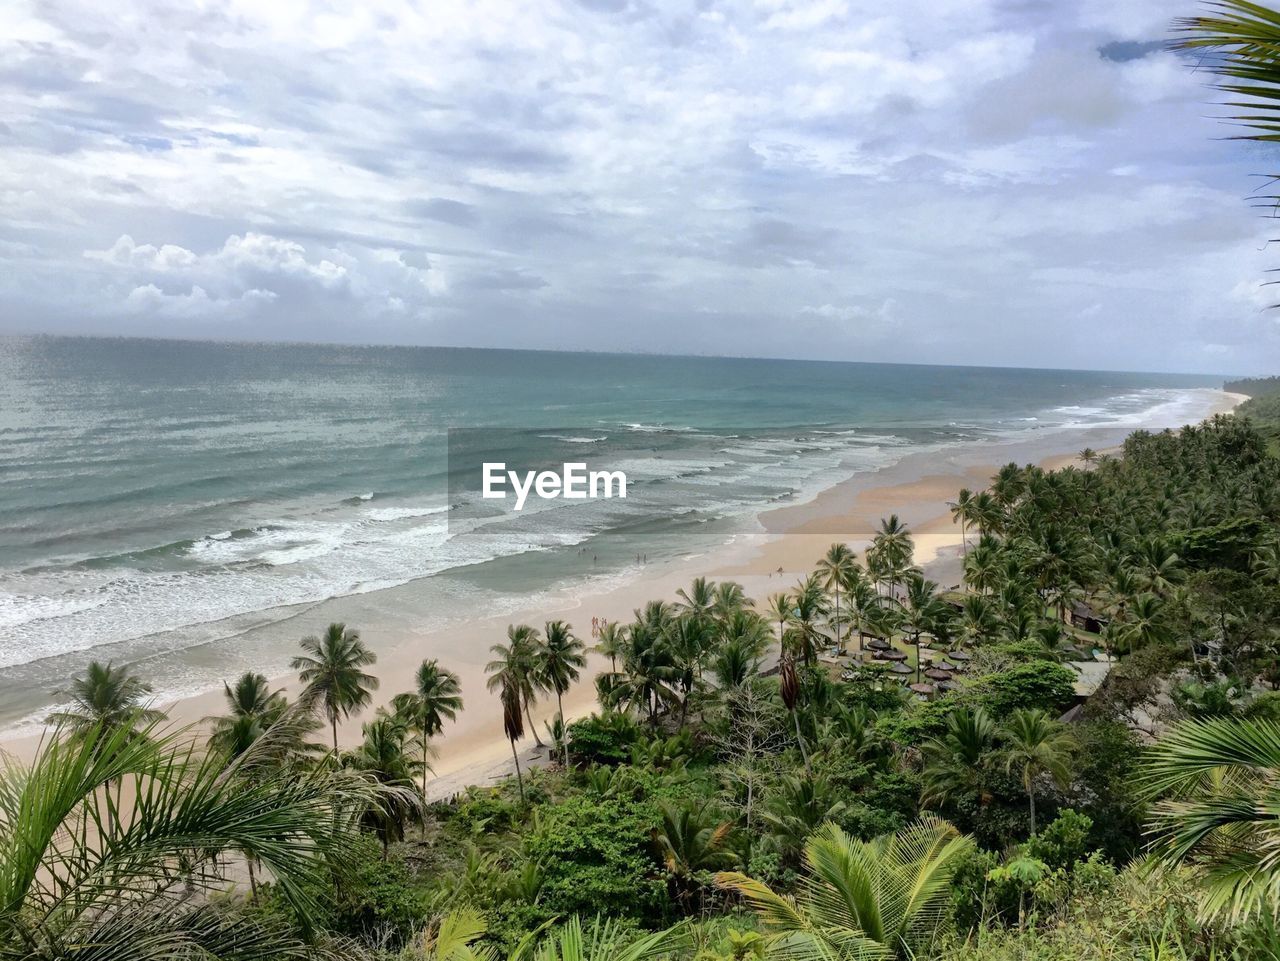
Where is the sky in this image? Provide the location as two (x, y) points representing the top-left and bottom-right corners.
(1, 0), (1277, 374)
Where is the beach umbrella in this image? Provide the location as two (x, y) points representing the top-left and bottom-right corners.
(937, 680), (960, 692)
(867, 638), (891, 651)
(947, 650), (971, 662)
(889, 662), (913, 675)
(883, 649), (908, 662)
(924, 668), (951, 681)
(909, 682), (935, 696)
(936, 661), (957, 672)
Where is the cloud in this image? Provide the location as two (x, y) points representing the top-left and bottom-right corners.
(0, 0), (1278, 370)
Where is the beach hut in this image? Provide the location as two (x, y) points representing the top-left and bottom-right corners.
(1070, 602), (1109, 635)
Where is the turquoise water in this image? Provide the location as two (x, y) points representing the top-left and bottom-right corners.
(0, 335), (1223, 728)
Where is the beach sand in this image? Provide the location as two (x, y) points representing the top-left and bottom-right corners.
(2, 391), (1247, 799)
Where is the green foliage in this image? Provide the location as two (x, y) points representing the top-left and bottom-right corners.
(1024, 810), (1092, 871)
(522, 792), (668, 923)
(969, 663), (1076, 718)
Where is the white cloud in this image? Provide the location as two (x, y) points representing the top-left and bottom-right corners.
(1, 0), (1278, 370)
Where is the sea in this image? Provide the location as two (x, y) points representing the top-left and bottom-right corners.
(0, 335), (1227, 733)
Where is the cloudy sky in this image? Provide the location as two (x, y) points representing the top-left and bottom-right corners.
(1, 0), (1276, 373)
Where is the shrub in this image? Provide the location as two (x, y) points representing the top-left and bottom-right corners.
(568, 711), (643, 765)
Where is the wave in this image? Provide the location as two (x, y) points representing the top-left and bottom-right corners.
(536, 434), (607, 444)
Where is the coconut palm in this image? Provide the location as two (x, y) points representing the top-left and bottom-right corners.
(1137, 716), (1280, 921)
(717, 816), (975, 959)
(868, 514), (915, 596)
(486, 624), (546, 749)
(778, 653), (809, 773)
(787, 574), (829, 664)
(675, 576), (717, 623)
(920, 707), (997, 810)
(817, 543), (858, 653)
(594, 621), (626, 673)
(999, 708), (1075, 835)
(650, 800), (738, 910)
(606, 619), (679, 725)
(208, 671), (308, 761)
(766, 592), (793, 647)
(949, 488), (974, 559)
(46, 661), (165, 737)
(899, 575), (950, 681)
(758, 773), (847, 865)
(392, 658), (463, 797)
(840, 576), (877, 654)
(1175, 1), (1280, 147)
(291, 622), (379, 751)
(344, 712), (424, 857)
(500, 682), (527, 803)
(0, 717), (378, 961)
(509, 915), (688, 961)
(539, 620), (586, 768)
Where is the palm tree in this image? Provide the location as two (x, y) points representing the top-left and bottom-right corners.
(778, 653), (809, 773)
(868, 514), (915, 596)
(766, 592), (793, 647)
(900, 574), (949, 682)
(999, 708), (1075, 835)
(46, 661), (165, 737)
(846, 576), (882, 653)
(718, 817), (975, 959)
(817, 543), (858, 653)
(392, 658), (463, 797)
(291, 622), (379, 751)
(788, 574), (828, 664)
(501, 681), (526, 803)
(509, 915), (688, 961)
(594, 620), (626, 673)
(344, 712), (423, 858)
(675, 576), (717, 623)
(957, 593), (1000, 648)
(486, 624), (546, 749)
(921, 707), (997, 811)
(1118, 593), (1169, 654)
(607, 619), (679, 725)
(539, 620), (586, 768)
(758, 773), (847, 865)
(1175, 2), (1280, 150)
(650, 800), (738, 911)
(1137, 716), (1280, 921)
(208, 671), (294, 760)
(0, 718), (380, 960)
(949, 488), (974, 559)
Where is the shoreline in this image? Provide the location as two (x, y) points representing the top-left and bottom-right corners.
(1, 390), (1247, 796)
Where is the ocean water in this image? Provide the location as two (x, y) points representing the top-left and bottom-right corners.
(0, 335), (1224, 731)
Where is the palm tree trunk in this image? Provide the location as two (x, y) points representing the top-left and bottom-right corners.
(247, 856), (258, 901)
(331, 714), (339, 753)
(509, 736), (525, 802)
(525, 698), (545, 749)
(422, 741), (430, 800)
(834, 588), (842, 654)
(792, 710), (810, 775)
(556, 688), (569, 769)
(1029, 790), (1037, 836)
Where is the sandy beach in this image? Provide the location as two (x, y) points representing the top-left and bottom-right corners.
(1, 391), (1247, 798)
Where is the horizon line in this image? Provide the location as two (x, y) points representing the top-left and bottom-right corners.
(0, 328), (1241, 381)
